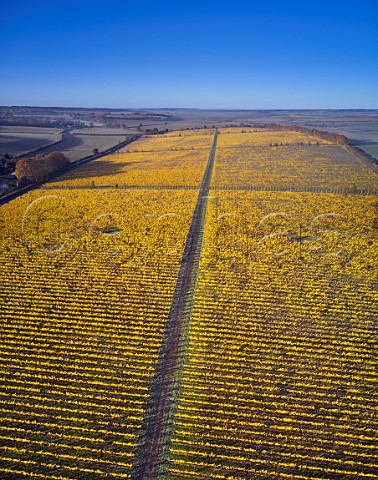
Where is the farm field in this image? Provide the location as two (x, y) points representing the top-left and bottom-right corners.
(217, 130), (331, 148)
(49, 148), (209, 188)
(161, 129), (215, 137)
(0, 188), (197, 479)
(213, 144), (378, 192)
(0, 126), (63, 156)
(358, 144), (378, 161)
(0, 126), (132, 162)
(167, 190), (378, 479)
(48, 131), (212, 187)
(35, 132), (130, 163)
(70, 128), (134, 136)
(123, 132), (213, 152)
(0, 128), (377, 479)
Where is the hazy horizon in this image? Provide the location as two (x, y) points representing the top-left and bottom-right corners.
(2, 106), (378, 112)
(1, 0), (378, 109)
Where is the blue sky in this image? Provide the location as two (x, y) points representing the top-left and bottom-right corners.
(1, 0), (378, 109)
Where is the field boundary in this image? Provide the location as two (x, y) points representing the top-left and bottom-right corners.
(39, 184), (376, 195)
(216, 143), (341, 150)
(41, 185), (200, 190)
(122, 147), (211, 153)
(131, 129), (217, 480)
(212, 185), (377, 195)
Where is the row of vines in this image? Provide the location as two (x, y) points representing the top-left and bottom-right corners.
(167, 190), (378, 479)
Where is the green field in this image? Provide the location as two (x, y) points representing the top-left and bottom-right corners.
(358, 143), (378, 161)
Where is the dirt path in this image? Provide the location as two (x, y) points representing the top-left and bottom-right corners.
(131, 130), (217, 480)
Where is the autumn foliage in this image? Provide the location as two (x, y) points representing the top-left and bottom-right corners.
(285, 124), (348, 144)
(1, 129), (376, 479)
(15, 151), (69, 186)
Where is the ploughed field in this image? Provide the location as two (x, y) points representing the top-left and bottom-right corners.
(0, 126), (133, 161)
(37, 132), (132, 163)
(0, 128), (377, 479)
(0, 127), (63, 156)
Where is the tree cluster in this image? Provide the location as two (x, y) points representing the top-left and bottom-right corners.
(15, 152), (69, 186)
(0, 154), (17, 175)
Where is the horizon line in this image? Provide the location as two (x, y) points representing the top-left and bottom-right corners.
(1, 105), (378, 112)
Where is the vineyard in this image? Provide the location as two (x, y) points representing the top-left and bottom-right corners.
(0, 128), (377, 479)
(167, 191), (378, 479)
(216, 130), (331, 148)
(49, 134), (212, 188)
(0, 188), (197, 479)
(213, 145), (378, 192)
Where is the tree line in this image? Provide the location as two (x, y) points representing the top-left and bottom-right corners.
(267, 123), (349, 144)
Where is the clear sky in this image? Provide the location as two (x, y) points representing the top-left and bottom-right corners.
(1, 0), (378, 109)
